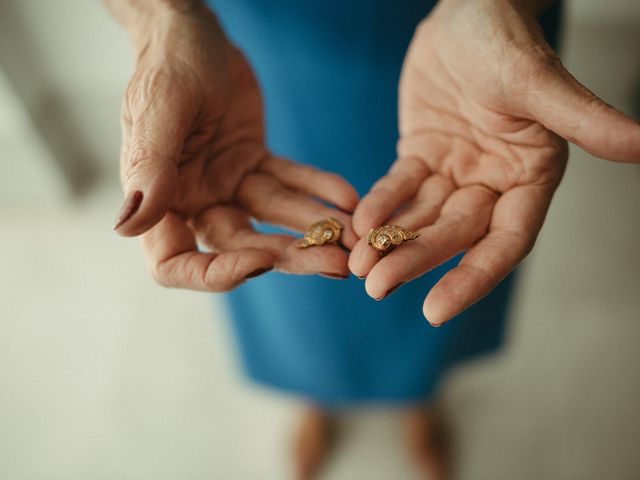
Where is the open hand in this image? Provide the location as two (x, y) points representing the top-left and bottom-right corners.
(114, 8), (358, 290)
(349, 0), (640, 325)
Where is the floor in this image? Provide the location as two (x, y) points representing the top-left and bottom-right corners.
(1, 21), (639, 480)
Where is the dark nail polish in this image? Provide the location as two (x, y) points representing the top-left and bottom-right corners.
(114, 191), (143, 230)
(376, 282), (403, 301)
(320, 272), (349, 280)
(245, 267), (273, 279)
(337, 241), (351, 253)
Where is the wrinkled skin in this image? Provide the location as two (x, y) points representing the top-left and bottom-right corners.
(349, 0), (640, 325)
(116, 11), (358, 290)
(113, 1), (639, 322)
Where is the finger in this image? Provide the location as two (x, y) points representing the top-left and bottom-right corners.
(260, 156), (360, 212)
(348, 235), (379, 279)
(387, 174), (455, 229)
(423, 183), (554, 326)
(524, 55), (640, 163)
(348, 174), (454, 278)
(141, 211), (275, 292)
(115, 70), (197, 236)
(194, 206), (350, 277)
(364, 186), (497, 300)
(352, 156), (430, 237)
(236, 173), (358, 249)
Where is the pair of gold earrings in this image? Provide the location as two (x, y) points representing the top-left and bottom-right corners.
(297, 218), (419, 254)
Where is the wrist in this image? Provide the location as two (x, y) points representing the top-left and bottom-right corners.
(104, 0), (221, 55)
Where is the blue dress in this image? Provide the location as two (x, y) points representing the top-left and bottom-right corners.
(208, 0), (562, 407)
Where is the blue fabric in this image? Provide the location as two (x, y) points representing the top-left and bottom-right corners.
(207, 0), (562, 406)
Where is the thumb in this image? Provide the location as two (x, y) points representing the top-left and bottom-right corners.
(114, 78), (195, 236)
(524, 56), (640, 163)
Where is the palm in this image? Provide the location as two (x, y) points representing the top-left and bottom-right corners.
(350, 2), (639, 325)
(399, 24), (567, 198)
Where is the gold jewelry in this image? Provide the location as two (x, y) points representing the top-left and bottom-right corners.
(367, 225), (420, 254)
(297, 218), (343, 248)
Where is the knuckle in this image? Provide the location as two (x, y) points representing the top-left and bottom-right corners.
(149, 260), (172, 288)
(504, 43), (561, 91)
(583, 94), (609, 115)
(128, 144), (157, 169)
(569, 95), (608, 145)
(371, 180), (395, 196)
(121, 145), (159, 185)
(329, 172), (349, 187)
(465, 263), (499, 288)
(126, 65), (172, 114)
(321, 171), (346, 192)
(204, 253), (243, 291)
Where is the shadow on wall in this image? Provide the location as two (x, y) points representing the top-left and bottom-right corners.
(0, 1), (112, 197)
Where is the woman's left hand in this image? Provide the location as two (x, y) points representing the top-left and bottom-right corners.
(349, 0), (640, 325)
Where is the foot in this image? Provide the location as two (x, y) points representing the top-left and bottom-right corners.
(404, 406), (450, 480)
(292, 406), (336, 480)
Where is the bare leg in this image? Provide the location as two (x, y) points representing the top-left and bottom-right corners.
(404, 405), (450, 480)
(292, 405), (336, 480)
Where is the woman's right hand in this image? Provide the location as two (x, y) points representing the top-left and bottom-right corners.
(111, 3), (359, 290)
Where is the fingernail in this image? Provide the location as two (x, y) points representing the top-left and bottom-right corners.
(114, 191), (143, 230)
(430, 321), (447, 328)
(357, 275), (367, 280)
(320, 272), (349, 280)
(337, 241), (351, 253)
(375, 282), (403, 301)
(245, 267), (273, 279)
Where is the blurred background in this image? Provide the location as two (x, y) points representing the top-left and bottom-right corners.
(0, 1), (639, 479)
